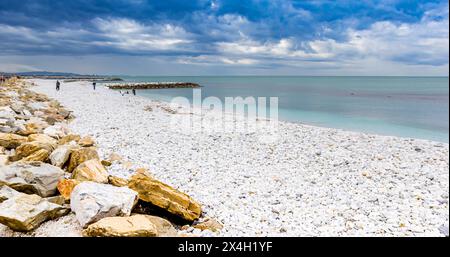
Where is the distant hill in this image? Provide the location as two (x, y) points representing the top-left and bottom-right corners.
(0, 71), (86, 76)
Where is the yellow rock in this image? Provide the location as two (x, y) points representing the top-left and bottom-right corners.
(143, 215), (177, 237)
(67, 147), (99, 173)
(0, 133), (27, 149)
(58, 134), (81, 145)
(57, 179), (80, 201)
(78, 136), (95, 147)
(83, 215), (158, 237)
(17, 122), (45, 136)
(11, 141), (54, 161)
(27, 133), (58, 146)
(128, 170), (202, 222)
(20, 149), (50, 162)
(108, 176), (128, 187)
(72, 159), (108, 183)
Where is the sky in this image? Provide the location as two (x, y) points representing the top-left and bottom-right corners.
(0, 0), (448, 76)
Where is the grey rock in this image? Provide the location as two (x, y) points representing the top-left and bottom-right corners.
(0, 161), (65, 197)
(0, 185), (20, 203)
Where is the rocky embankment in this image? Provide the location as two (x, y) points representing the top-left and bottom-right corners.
(0, 78), (221, 237)
(107, 82), (200, 90)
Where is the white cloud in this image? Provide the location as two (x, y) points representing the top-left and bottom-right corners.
(177, 54), (259, 66)
(213, 10), (448, 68)
(91, 18), (193, 51)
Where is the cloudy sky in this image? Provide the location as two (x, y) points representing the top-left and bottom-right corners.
(0, 0), (448, 76)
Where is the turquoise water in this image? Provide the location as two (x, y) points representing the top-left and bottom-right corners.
(118, 76), (449, 143)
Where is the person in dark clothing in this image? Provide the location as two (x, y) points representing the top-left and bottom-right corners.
(93, 82), (96, 90)
(132, 89), (136, 95)
(56, 80), (60, 91)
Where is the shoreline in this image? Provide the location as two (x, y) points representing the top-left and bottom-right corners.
(109, 83), (448, 145)
(22, 79), (450, 236)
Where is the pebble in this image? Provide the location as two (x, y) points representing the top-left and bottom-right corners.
(26, 79), (450, 237)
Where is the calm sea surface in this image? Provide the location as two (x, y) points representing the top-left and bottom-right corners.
(118, 76), (449, 143)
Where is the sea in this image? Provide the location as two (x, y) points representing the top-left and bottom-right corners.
(118, 76), (449, 143)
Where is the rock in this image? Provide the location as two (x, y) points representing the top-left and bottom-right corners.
(0, 161), (65, 197)
(44, 114), (65, 125)
(57, 179), (80, 201)
(101, 160), (112, 166)
(17, 122), (45, 136)
(143, 215), (177, 237)
(108, 175), (128, 187)
(0, 193), (70, 231)
(27, 101), (48, 111)
(27, 133), (58, 146)
(57, 109), (71, 119)
(0, 185), (20, 203)
(108, 153), (122, 163)
(58, 134), (81, 145)
(72, 159), (109, 183)
(10, 141), (54, 161)
(70, 182), (138, 228)
(128, 170), (202, 222)
(43, 124), (70, 139)
(49, 142), (76, 168)
(83, 215), (158, 237)
(0, 154), (9, 167)
(67, 147), (99, 173)
(46, 195), (66, 205)
(0, 133), (27, 149)
(20, 149), (50, 162)
(193, 218), (224, 232)
(10, 103), (24, 114)
(78, 136), (95, 147)
(0, 106), (15, 119)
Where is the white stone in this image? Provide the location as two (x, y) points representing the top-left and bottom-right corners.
(70, 182), (138, 228)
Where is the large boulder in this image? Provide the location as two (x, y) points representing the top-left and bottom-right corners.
(0, 161), (65, 197)
(49, 142), (77, 168)
(72, 159), (108, 183)
(82, 215), (158, 237)
(70, 182), (138, 228)
(144, 215), (177, 237)
(0, 193), (70, 231)
(17, 122), (46, 136)
(27, 133), (58, 146)
(0, 132), (27, 149)
(58, 134), (81, 145)
(20, 148), (50, 162)
(11, 141), (54, 161)
(128, 170), (202, 222)
(0, 185), (20, 203)
(67, 147), (99, 173)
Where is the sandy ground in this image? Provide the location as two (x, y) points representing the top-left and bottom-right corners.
(2, 79), (448, 237)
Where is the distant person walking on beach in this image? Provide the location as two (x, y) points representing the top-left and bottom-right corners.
(56, 80), (61, 91)
(132, 89), (136, 95)
(92, 82), (96, 90)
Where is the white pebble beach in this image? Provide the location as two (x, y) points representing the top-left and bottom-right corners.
(2, 79), (448, 237)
